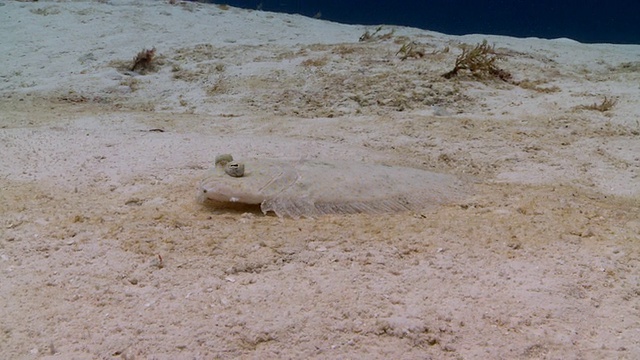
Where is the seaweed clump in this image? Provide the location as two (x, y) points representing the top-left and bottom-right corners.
(395, 42), (425, 61)
(576, 96), (618, 112)
(359, 26), (395, 42)
(131, 47), (156, 73)
(442, 40), (511, 81)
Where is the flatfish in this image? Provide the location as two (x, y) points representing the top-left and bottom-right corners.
(198, 154), (471, 218)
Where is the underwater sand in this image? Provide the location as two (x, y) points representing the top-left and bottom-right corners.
(1, 1), (639, 358)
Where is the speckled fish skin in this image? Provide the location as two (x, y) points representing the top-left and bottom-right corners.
(198, 157), (470, 218)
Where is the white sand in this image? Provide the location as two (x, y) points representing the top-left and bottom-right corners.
(1, 1), (639, 358)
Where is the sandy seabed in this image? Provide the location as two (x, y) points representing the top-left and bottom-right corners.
(1, 1), (639, 359)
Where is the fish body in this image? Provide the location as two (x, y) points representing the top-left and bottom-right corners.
(198, 156), (469, 218)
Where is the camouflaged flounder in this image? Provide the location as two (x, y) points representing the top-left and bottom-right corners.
(198, 154), (471, 218)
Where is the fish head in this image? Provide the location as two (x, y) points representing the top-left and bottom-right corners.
(198, 167), (267, 205)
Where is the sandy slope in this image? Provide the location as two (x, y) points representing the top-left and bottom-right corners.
(1, 1), (639, 359)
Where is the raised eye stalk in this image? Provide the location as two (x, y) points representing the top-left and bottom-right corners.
(224, 161), (245, 177)
(215, 154), (234, 167)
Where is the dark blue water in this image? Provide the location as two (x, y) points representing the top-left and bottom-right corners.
(203, 0), (639, 44)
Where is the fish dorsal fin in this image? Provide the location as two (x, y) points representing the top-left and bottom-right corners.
(258, 158), (301, 197)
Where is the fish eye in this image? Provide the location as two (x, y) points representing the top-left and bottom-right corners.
(225, 161), (245, 177)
